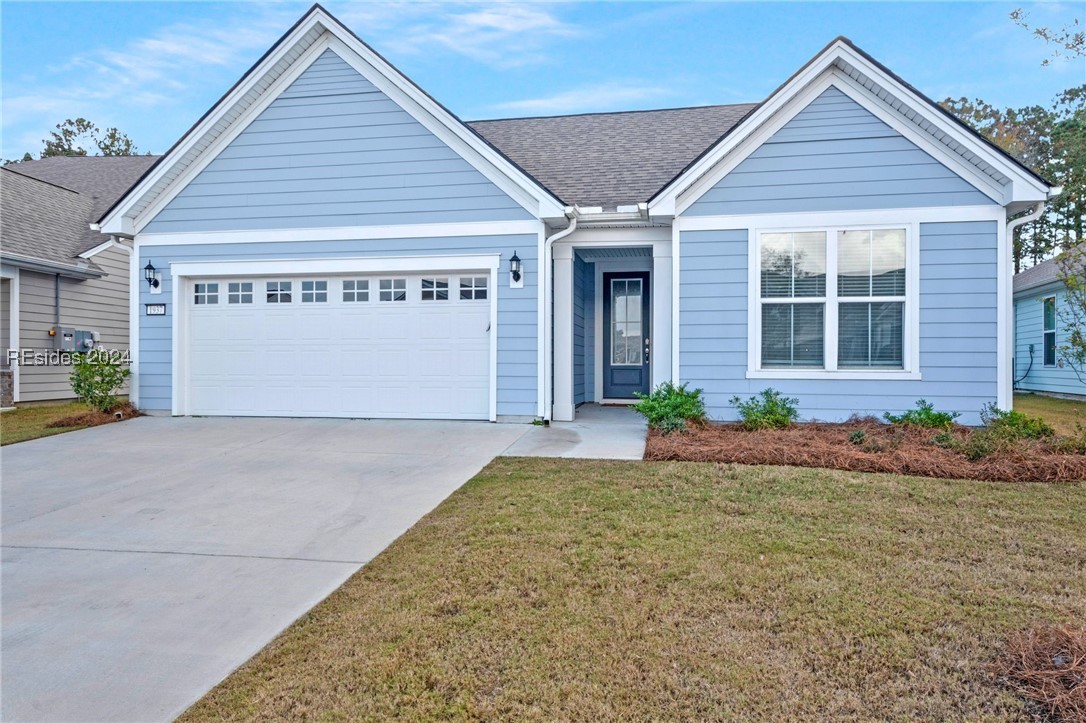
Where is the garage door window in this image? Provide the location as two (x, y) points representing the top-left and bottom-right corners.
(266, 281), (292, 303)
(379, 278), (406, 302)
(301, 280), (328, 303)
(227, 282), (253, 304)
(342, 279), (369, 302)
(194, 283), (219, 305)
(460, 276), (487, 300)
(421, 278), (449, 301)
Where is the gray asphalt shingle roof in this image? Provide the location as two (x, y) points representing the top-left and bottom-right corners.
(1, 156), (159, 270)
(1014, 245), (1083, 294)
(468, 104), (758, 209)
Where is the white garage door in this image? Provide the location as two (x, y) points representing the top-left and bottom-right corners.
(183, 272), (492, 419)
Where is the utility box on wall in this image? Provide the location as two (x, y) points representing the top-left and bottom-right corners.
(52, 327), (99, 352)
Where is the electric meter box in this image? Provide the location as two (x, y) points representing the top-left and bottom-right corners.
(52, 327), (98, 352)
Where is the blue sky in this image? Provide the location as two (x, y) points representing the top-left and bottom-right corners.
(1, 1), (1082, 160)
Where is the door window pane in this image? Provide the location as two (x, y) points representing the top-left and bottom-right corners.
(611, 279), (643, 365)
(301, 280), (327, 303)
(459, 276), (487, 300)
(343, 279), (369, 302)
(379, 278), (406, 302)
(266, 281), (291, 303)
(421, 278), (449, 301)
(761, 303), (824, 368)
(227, 282), (252, 304)
(194, 283), (219, 305)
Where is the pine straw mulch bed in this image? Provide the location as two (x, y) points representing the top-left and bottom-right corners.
(45, 402), (140, 430)
(645, 418), (1086, 483)
(993, 624), (1086, 722)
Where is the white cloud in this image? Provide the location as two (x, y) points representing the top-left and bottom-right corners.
(378, 2), (580, 68)
(493, 82), (676, 115)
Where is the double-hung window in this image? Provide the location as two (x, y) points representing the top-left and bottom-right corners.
(1043, 296), (1057, 366)
(755, 226), (911, 375)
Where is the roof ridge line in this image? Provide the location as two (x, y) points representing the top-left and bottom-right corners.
(466, 102), (759, 124)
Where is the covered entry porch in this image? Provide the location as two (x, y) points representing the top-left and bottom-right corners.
(550, 228), (673, 421)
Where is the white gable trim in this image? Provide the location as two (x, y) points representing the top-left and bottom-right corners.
(651, 40), (1049, 217)
(668, 72), (1005, 218)
(99, 8), (564, 236)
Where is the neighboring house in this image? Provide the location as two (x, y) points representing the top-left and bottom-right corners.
(1013, 250), (1086, 397)
(1, 156), (159, 406)
(97, 6), (1054, 426)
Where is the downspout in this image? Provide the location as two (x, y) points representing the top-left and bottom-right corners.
(54, 274), (61, 334)
(541, 208), (580, 421)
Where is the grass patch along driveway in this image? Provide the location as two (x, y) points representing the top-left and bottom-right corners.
(0, 402), (93, 445)
(183, 458), (1086, 721)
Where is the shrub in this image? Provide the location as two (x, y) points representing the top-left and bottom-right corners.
(980, 403), (1055, 440)
(730, 388), (799, 430)
(884, 399), (960, 429)
(848, 429), (866, 446)
(70, 352), (130, 412)
(633, 382), (706, 433)
(1057, 422), (1086, 455)
(932, 430), (956, 449)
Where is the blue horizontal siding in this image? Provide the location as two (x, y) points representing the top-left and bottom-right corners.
(143, 48), (532, 233)
(138, 234), (539, 417)
(678, 221), (1000, 425)
(686, 86), (994, 216)
(1014, 284), (1086, 396)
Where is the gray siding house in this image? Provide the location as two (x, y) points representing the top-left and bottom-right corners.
(98, 6), (1054, 425)
(1, 157), (158, 406)
(1013, 251), (1086, 397)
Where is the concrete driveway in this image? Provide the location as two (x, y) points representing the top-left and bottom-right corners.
(1, 416), (527, 722)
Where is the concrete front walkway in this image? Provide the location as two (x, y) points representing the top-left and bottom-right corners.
(501, 404), (647, 460)
(1, 416), (527, 723)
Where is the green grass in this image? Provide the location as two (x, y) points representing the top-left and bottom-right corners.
(1014, 392), (1086, 435)
(182, 458), (1086, 721)
(0, 402), (93, 445)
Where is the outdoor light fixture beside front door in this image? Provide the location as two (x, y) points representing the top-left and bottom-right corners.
(144, 261), (162, 294)
(509, 250), (524, 289)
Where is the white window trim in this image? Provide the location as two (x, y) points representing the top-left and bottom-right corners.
(1042, 295), (1057, 367)
(746, 220), (921, 381)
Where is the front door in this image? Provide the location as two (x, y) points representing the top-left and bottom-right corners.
(603, 272), (650, 399)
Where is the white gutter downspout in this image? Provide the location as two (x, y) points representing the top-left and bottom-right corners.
(105, 235), (137, 408)
(1002, 187), (1060, 409)
(541, 208), (579, 421)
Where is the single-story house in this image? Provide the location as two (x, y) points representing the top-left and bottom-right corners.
(1, 156), (159, 407)
(1013, 249), (1086, 397)
(96, 5), (1055, 425)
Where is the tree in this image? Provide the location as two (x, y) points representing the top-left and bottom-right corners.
(1055, 244), (1086, 383)
(941, 87), (1085, 271)
(1011, 8), (1085, 66)
(41, 118), (139, 158)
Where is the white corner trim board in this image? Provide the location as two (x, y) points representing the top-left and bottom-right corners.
(169, 254), (502, 278)
(136, 220), (544, 247)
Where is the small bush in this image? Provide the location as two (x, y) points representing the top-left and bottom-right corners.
(70, 352), (130, 413)
(1057, 422), (1086, 455)
(633, 382), (706, 433)
(730, 388), (799, 430)
(980, 403), (1055, 440)
(884, 399), (960, 429)
(932, 430), (956, 449)
(848, 429), (866, 446)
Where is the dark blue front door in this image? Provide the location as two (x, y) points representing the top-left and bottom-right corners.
(603, 272), (650, 399)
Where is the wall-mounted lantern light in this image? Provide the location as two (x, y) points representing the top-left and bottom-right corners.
(144, 261), (161, 291)
(510, 251), (522, 286)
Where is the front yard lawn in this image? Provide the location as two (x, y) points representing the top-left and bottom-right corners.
(1015, 392), (1086, 435)
(183, 458), (1086, 721)
(0, 402), (93, 445)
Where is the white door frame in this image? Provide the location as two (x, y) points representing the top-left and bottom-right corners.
(170, 254), (501, 420)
